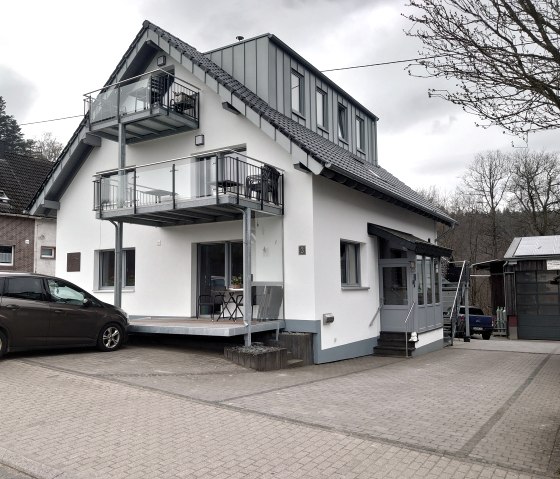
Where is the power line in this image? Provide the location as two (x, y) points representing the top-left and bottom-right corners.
(20, 114), (83, 126)
(320, 55), (441, 72)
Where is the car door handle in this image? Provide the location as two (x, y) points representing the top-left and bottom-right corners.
(4, 304), (19, 310)
(54, 309), (64, 314)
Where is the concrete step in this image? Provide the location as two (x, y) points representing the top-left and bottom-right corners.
(286, 358), (304, 368)
(373, 346), (414, 357)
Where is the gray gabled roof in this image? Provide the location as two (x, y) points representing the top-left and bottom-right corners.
(505, 236), (560, 259)
(29, 21), (455, 226)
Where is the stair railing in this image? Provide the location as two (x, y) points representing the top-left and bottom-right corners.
(448, 261), (467, 346)
(404, 301), (416, 358)
(369, 304), (382, 327)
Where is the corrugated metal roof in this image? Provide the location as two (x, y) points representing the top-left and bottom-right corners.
(505, 236), (560, 259)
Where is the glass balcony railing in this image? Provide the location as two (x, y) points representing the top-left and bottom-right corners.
(93, 152), (284, 214)
(84, 69), (199, 126)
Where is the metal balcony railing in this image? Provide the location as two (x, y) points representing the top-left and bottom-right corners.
(93, 151), (284, 215)
(84, 69), (199, 126)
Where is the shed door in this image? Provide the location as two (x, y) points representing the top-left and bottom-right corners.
(516, 270), (560, 340)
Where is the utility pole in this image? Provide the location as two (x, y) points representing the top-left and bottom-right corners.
(464, 262), (471, 342)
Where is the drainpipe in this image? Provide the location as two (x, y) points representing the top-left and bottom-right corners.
(243, 207), (252, 346)
(112, 122), (126, 308)
(464, 262), (471, 342)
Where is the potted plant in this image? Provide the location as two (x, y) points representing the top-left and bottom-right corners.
(231, 275), (243, 289)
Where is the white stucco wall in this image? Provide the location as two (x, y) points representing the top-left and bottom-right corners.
(54, 53), (317, 320)
(311, 176), (439, 352)
(34, 217), (57, 275)
(52, 45), (444, 357)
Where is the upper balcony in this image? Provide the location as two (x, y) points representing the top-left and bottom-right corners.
(93, 150), (284, 227)
(84, 69), (199, 144)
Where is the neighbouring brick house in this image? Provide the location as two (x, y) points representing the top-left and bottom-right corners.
(0, 142), (56, 274)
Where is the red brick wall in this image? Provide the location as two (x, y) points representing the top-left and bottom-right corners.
(0, 216), (35, 272)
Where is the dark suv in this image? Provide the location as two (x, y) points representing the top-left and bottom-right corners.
(0, 273), (128, 358)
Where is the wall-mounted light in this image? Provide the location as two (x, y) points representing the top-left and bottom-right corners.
(157, 55), (166, 67)
(195, 135), (205, 146)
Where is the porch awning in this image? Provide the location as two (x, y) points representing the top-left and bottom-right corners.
(367, 223), (452, 258)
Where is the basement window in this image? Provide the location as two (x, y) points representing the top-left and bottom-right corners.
(40, 246), (56, 259)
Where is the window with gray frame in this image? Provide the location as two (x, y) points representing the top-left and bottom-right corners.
(316, 89), (327, 128)
(0, 245), (13, 265)
(99, 249), (135, 289)
(340, 241), (360, 286)
(416, 256), (439, 305)
(291, 71), (304, 114)
(338, 103), (348, 140)
(356, 116), (365, 150)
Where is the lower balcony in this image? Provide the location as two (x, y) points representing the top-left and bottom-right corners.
(93, 152), (284, 226)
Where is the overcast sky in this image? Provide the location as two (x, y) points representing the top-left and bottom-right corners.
(1, 0), (556, 193)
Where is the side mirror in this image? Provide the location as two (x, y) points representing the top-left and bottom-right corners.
(82, 298), (92, 308)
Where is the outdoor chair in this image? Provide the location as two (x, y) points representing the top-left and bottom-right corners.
(245, 164), (280, 205)
(196, 285), (226, 320)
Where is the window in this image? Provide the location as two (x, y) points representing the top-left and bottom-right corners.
(356, 116), (365, 150)
(425, 257), (433, 304)
(99, 249), (135, 289)
(338, 103), (347, 140)
(382, 266), (408, 305)
(40, 246), (56, 259)
(340, 241), (360, 286)
(4, 277), (45, 301)
(47, 278), (86, 306)
(291, 71), (304, 114)
(316, 89), (327, 128)
(0, 245), (13, 265)
(417, 256), (424, 305)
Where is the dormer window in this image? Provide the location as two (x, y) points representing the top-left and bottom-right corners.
(338, 103), (348, 140)
(356, 116), (365, 150)
(0, 190), (10, 203)
(291, 70), (304, 115)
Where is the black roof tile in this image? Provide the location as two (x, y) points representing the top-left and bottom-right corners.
(0, 152), (52, 215)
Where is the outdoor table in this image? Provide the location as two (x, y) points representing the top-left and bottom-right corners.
(217, 288), (243, 321)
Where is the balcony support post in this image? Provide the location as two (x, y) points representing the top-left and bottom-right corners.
(110, 220), (124, 308)
(243, 207), (253, 346)
(117, 123), (126, 208)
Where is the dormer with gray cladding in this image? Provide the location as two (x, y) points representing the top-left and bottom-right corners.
(205, 35), (379, 166)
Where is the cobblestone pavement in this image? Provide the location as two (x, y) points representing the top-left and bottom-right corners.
(0, 338), (558, 479)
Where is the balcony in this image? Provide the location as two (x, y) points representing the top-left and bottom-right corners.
(93, 152), (284, 226)
(84, 70), (199, 144)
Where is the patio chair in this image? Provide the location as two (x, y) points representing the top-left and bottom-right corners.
(196, 286), (226, 320)
(245, 165), (280, 205)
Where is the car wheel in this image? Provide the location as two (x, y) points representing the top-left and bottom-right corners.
(97, 323), (124, 352)
(0, 330), (7, 359)
(482, 332), (491, 340)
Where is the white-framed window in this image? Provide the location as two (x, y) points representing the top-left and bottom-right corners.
(316, 88), (327, 128)
(98, 249), (135, 289)
(340, 241), (361, 286)
(291, 70), (304, 114)
(0, 245), (14, 266)
(356, 116), (365, 150)
(338, 103), (348, 140)
(40, 246), (56, 259)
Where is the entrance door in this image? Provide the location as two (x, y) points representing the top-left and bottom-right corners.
(197, 242), (243, 306)
(379, 259), (414, 332)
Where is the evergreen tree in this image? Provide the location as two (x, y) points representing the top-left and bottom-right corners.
(0, 96), (34, 154)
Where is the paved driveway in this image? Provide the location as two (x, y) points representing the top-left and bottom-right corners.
(0, 337), (558, 478)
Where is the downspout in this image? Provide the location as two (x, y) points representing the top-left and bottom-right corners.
(109, 220), (123, 308)
(243, 207), (252, 346)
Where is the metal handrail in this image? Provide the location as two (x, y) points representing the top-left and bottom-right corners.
(83, 68), (201, 97)
(369, 304), (382, 327)
(94, 148), (285, 177)
(448, 260), (467, 345)
(404, 301), (416, 358)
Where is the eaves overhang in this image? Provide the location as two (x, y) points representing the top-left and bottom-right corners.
(368, 223), (453, 257)
(324, 164), (456, 227)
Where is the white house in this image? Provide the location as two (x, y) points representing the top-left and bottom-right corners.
(28, 21), (454, 363)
